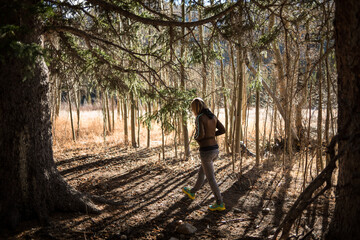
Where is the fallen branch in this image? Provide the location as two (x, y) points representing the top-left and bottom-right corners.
(218, 218), (253, 224)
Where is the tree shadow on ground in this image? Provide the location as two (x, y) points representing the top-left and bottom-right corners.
(11, 146), (312, 240)
(58, 145), (171, 178)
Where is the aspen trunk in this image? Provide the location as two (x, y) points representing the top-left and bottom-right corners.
(210, 46), (215, 112)
(117, 92), (121, 120)
(229, 43), (237, 154)
(317, 40), (324, 172)
(101, 90), (107, 141)
(68, 88), (76, 142)
(123, 96), (129, 145)
(325, 38), (331, 165)
(303, 76), (313, 189)
(255, 84), (260, 166)
(55, 75), (61, 118)
(174, 116), (178, 158)
(105, 90), (112, 133)
(137, 100), (140, 147)
(199, 0), (207, 99)
(181, 0), (190, 158)
(220, 59), (230, 154)
(73, 84), (80, 138)
(130, 91), (137, 148)
(111, 92), (115, 131)
(147, 102), (151, 148)
(234, 48), (244, 154)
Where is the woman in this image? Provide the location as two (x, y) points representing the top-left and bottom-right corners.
(182, 97), (226, 211)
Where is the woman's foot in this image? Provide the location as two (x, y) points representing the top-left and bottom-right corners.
(182, 187), (195, 200)
(208, 202), (226, 211)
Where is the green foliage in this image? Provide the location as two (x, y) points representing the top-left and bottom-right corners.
(14, 42), (44, 82)
(141, 88), (196, 133)
(249, 63), (263, 91)
(254, 26), (281, 49)
(0, 24), (44, 81)
(189, 42), (220, 65)
(203, 2), (228, 17)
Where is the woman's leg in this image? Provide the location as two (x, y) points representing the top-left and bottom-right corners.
(191, 165), (205, 193)
(200, 150), (223, 204)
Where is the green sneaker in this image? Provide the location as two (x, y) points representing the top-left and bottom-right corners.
(208, 202), (226, 211)
(182, 187), (195, 200)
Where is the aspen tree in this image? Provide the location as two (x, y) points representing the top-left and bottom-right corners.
(220, 58), (230, 154)
(68, 87), (76, 142)
(181, 0), (190, 158)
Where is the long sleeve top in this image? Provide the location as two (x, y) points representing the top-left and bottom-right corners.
(194, 113), (226, 149)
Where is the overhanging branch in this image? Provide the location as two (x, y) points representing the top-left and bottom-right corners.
(86, 0), (239, 27)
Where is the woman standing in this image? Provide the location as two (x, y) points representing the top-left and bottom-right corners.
(182, 97), (226, 211)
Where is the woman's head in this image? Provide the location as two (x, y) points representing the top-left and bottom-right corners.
(191, 97), (207, 116)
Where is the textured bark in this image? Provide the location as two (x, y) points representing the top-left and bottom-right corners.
(198, 1), (207, 99)
(123, 96), (129, 144)
(255, 85), (260, 166)
(234, 47), (244, 154)
(130, 91), (137, 147)
(220, 59), (230, 154)
(326, 1), (360, 239)
(181, 0), (190, 158)
(68, 88), (76, 141)
(0, 1), (98, 228)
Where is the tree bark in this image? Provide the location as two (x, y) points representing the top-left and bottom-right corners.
(220, 59), (230, 154)
(68, 87), (76, 141)
(181, 0), (190, 158)
(130, 91), (137, 147)
(123, 95), (129, 145)
(326, 1), (360, 239)
(234, 48), (244, 154)
(255, 83), (260, 166)
(0, 1), (98, 228)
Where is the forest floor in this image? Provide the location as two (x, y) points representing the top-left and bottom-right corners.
(5, 109), (336, 240)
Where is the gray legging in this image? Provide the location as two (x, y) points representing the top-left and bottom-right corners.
(191, 149), (223, 204)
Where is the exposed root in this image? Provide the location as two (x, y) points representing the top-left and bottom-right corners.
(52, 175), (101, 214)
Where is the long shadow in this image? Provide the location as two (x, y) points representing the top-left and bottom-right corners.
(165, 163), (261, 238)
(271, 159), (296, 229)
(80, 162), (232, 239)
(321, 194), (330, 238)
(30, 148), (299, 239)
(56, 153), (97, 167)
(76, 165), (150, 194)
(238, 157), (280, 238)
(58, 146), (162, 177)
(83, 168), (200, 236)
(111, 162), (260, 239)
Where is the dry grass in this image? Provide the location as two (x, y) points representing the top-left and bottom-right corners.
(53, 106), (337, 155)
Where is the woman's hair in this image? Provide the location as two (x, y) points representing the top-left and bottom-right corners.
(191, 97), (207, 115)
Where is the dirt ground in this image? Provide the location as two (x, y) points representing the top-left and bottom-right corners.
(5, 139), (335, 240)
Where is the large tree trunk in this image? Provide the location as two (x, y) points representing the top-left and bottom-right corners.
(0, 1), (98, 228)
(326, 1), (360, 239)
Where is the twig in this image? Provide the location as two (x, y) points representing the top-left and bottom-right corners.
(299, 228), (314, 240)
(218, 218), (252, 224)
